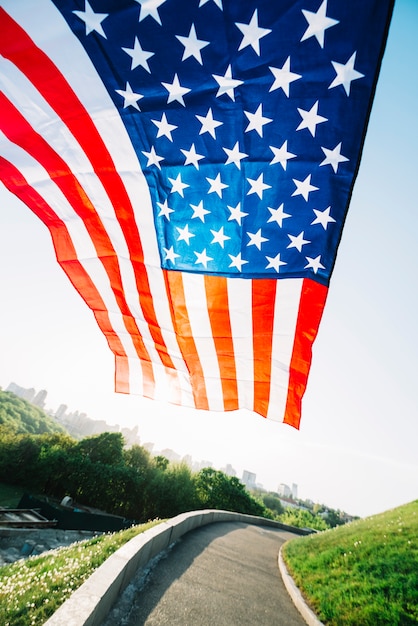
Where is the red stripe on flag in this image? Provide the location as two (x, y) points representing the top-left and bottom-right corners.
(252, 279), (277, 418)
(283, 278), (328, 429)
(0, 7), (174, 371)
(115, 355), (130, 394)
(0, 155), (126, 361)
(0, 95), (155, 394)
(204, 275), (239, 411)
(164, 270), (209, 410)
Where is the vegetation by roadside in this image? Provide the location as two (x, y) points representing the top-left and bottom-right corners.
(0, 483), (25, 509)
(0, 520), (162, 626)
(282, 500), (418, 626)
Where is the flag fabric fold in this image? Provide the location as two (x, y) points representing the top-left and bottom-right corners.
(0, 0), (393, 427)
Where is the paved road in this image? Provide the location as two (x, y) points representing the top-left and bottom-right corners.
(104, 522), (307, 626)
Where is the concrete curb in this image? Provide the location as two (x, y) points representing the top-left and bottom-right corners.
(278, 545), (325, 626)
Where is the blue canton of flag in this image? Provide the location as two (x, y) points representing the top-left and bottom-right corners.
(53, 0), (391, 284)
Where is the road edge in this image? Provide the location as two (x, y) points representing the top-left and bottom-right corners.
(278, 545), (325, 626)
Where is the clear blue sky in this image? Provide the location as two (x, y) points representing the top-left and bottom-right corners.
(1, 0), (417, 518)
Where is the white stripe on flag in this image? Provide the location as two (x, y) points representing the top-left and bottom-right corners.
(182, 272), (225, 412)
(267, 278), (303, 421)
(227, 277), (254, 410)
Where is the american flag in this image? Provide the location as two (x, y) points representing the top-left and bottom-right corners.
(0, 0), (393, 427)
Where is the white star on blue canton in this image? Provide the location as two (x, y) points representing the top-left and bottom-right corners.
(223, 142), (248, 169)
(151, 113), (177, 141)
(213, 65), (243, 101)
(194, 249), (213, 268)
(229, 252), (248, 271)
(287, 231), (311, 252)
(191, 201), (210, 222)
(122, 37), (154, 72)
(176, 24), (209, 64)
(142, 146), (164, 169)
(169, 173), (189, 196)
(207, 173), (228, 197)
(267, 204), (291, 227)
(235, 9), (272, 56)
(247, 174), (271, 199)
(320, 143), (349, 172)
(265, 253), (287, 273)
(162, 74), (191, 106)
(196, 108), (223, 138)
(228, 203), (248, 225)
(301, 0), (339, 49)
(115, 82), (144, 110)
(311, 206), (336, 229)
(135, 0), (167, 25)
(73, 0), (108, 38)
(164, 246), (180, 263)
(211, 227), (230, 248)
(157, 199), (174, 220)
(181, 144), (205, 169)
(292, 175), (319, 201)
(329, 52), (364, 96)
(269, 56), (301, 96)
(305, 255), (325, 273)
(176, 224), (195, 244)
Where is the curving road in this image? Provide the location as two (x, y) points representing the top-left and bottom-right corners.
(104, 521), (307, 626)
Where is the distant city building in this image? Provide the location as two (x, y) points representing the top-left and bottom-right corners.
(55, 404), (68, 419)
(221, 463), (237, 477)
(121, 425), (141, 448)
(7, 382), (36, 403)
(278, 482), (298, 499)
(33, 389), (48, 409)
(182, 454), (193, 467)
(242, 470), (257, 489)
(160, 448), (181, 463)
(278, 483), (292, 498)
(191, 459), (213, 472)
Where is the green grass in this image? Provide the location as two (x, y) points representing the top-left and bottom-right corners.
(0, 520), (163, 626)
(282, 500), (418, 625)
(0, 482), (26, 508)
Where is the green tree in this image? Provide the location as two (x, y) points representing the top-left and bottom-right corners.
(153, 455), (169, 471)
(0, 432), (42, 489)
(280, 507), (329, 531)
(194, 468), (267, 517)
(36, 432), (77, 495)
(124, 444), (152, 472)
(75, 432), (124, 465)
(145, 462), (197, 519)
(262, 493), (285, 517)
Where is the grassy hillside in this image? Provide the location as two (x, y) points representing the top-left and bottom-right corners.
(0, 520), (162, 626)
(283, 500), (418, 625)
(0, 390), (65, 435)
